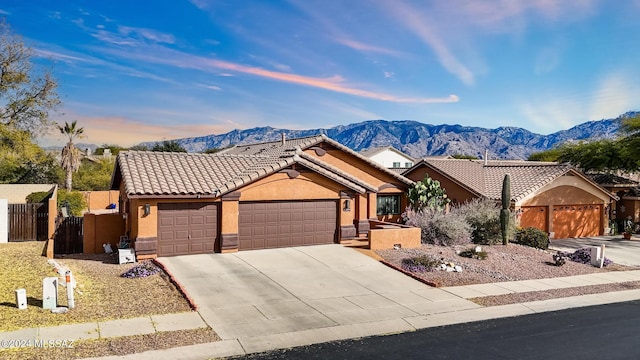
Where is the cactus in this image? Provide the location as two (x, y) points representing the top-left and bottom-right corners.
(500, 174), (511, 245)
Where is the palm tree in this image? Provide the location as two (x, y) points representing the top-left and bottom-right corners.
(58, 120), (84, 191)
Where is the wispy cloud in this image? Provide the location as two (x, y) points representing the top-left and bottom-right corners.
(198, 84), (221, 91)
(33, 49), (95, 64)
(44, 114), (240, 147)
(118, 25), (175, 44)
(588, 72), (640, 121)
(334, 38), (405, 57)
(95, 41), (458, 104)
(0, 9), (10, 15)
(381, 1), (475, 86)
(384, 71), (394, 79)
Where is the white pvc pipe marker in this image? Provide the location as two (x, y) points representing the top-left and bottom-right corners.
(65, 270), (75, 309)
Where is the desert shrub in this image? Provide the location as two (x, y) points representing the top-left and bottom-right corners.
(57, 189), (87, 216)
(404, 208), (472, 246)
(459, 247), (488, 260)
(454, 198), (518, 244)
(401, 255), (441, 273)
(558, 248), (613, 267)
(408, 174), (450, 211)
(25, 191), (50, 203)
(514, 227), (549, 249)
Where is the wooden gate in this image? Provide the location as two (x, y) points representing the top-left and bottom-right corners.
(54, 217), (84, 254)
(8, 203), (49, 241)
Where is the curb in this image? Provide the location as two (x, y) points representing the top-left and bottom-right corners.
(151, 259), (198, 311)
(379, 260), (440, 288)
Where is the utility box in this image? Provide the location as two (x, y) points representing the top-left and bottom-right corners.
(42, 277), (58, 309)
(119, 248), (136, 264)
(15, 288), (27, 309)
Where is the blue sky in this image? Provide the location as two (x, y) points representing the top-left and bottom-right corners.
(2, 0), (640, 147)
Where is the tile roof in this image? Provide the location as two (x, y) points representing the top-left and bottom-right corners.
(223, 134), (414, 186)
(114, 151), (295, 197)
(414, 158), (607, 202)
(113, 135), (413, 197)
(587, 173), (639, 187)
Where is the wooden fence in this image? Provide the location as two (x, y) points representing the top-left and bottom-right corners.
(54, 216), (84, 254)
(8, 203), (49, 241)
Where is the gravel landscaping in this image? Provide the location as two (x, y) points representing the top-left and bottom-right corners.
(0, 242), (194, 331)
(376, 243), (635, 287)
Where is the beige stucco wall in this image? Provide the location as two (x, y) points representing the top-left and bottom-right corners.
(239, 172), (345, 201)
(519, 175), (610, 206)
(369, 226), (421, 251)
(84, 190), (120, 211)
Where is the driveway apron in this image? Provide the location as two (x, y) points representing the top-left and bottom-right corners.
(158, 245), (480, 340)
(550, 236), (640, 266)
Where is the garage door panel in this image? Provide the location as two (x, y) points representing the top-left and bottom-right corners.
(552, 204), (601, 239)
(158, 202), (219, 257)
(239, 201), (337, 250)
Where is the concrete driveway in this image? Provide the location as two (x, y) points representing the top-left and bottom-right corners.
(550, 235), (640, 267)
(158, 245), (479, 348)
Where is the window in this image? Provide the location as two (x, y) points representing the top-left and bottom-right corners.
(377, 195), (401, 215)
(405, 162), (413, 168)
(392, 162), (401, 168)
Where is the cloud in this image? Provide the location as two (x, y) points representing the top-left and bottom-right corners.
(97, 44), (458, 104)
(380, 0), (476, 86)
(43, 115), (240, 147)
(384, 71), (394, 79)
(534, 47), (561, 75)
(0, 9), (10, 15)
(118, 25), (176, 44)
(33, 49), (95, 64)
(334, 38), (405, 57)
(588, 72), (640, 121)
(199, 84), (222, 91)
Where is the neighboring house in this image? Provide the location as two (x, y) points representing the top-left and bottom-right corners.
(0, 184), (57, 204)
(360, 146), (415, 172)
(110, 135), (415, 257)
(589, 173), (640, 225)
(403, 159), (616, 239)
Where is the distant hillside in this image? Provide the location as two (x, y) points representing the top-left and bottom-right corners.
(141, 111), (637, 160)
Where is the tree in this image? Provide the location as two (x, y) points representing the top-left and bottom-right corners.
(73, 158), (114, 191)
(0, 19), (60, 135)
(151, 140), (187, 152)
(94, 144), (126, 156)
(58, 120), (84, 191)
(407, 174), (450, 212)
(0, 123), (61, 183)
(527, 114), (640, 172)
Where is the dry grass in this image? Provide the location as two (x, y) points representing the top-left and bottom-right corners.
(0, 328), (219, 360)
(0, 242), (192, 332)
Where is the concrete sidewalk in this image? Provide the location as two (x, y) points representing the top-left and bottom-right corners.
(75, 269), (640, 360)
(0, 312), (208, 344)
(4, 257), (640, 359)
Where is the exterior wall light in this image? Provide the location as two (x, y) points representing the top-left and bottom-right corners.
(143, 203), (151, 217)
(343, 199), (351, 212)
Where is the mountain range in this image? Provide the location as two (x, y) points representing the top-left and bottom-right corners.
(143, 111), (637, 160)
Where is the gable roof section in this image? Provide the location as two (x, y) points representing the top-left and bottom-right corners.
(406, 158), (615, 202)
(360, 146), (415, 161)
(587, 173), (639, 188)
(223, 134), (414, 187)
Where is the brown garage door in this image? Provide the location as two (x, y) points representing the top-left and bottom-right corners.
(552, 204), (601, 239)
(238, 201), (337, 250)
(158, 202), (218, 256)
(519, 206), (548, 232)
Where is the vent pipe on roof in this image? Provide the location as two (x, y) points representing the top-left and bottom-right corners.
(281, 133), (286, 145)
(484, 149), (488, 166)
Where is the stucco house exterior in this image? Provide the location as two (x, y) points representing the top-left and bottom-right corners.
(110, 135), (416, 257)
(589, 173), (640, 226)
(403, 158), (617, 239)
(360, 146), (415, 172)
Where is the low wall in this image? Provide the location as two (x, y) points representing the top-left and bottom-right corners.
(83, 213), (126, 254)
(83, 190), (119, 211)
(368, 221), (421, 251)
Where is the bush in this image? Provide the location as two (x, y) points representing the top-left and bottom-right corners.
(514, 227), (550, 249)
(57, 189), (87, 216)
(404, 208), (472, 246)
(455, 198), (517, 245)
(401, 255), (441, 273)
(25, 191), (50, 203)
